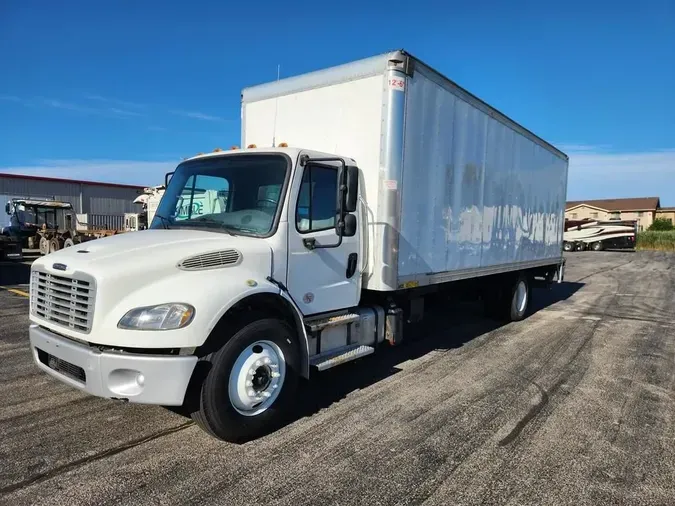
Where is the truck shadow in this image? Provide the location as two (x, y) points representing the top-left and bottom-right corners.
(291, 281), (584, 424)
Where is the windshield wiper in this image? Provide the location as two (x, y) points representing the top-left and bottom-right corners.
(185, 217), (239, 236)
(154, 214), (171, 229)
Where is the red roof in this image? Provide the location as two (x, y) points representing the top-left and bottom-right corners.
(0, 172), (145, 190)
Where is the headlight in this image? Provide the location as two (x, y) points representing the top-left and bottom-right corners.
(118, 303), (195, 330)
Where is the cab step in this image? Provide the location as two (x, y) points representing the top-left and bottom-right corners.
(309, 344), (375, 371)
(306, 312), (360, 332)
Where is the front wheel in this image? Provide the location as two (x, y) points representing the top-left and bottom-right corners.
(591, 241), (603, 251)
(190, 318), (300, 442)
(39, 237), (49, 255)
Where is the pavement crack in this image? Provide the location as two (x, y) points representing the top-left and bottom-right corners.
(0, 421), (194, 495)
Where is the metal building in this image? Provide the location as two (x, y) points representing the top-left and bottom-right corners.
(0, 173), (144, 230)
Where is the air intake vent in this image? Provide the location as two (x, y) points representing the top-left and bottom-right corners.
(178, 249), (242, 271)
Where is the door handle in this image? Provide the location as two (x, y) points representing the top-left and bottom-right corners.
(346, 253), (358, 278)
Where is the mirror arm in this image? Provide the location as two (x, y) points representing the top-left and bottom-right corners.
(301, 156), (348, 251)
(303, 221), (345, 250)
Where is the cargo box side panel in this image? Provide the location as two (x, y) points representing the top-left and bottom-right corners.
(398, 71), (488, 278)
(243, 74), (386, 284)
(481, 120), (567, 266)
(398, 68), (567, 284)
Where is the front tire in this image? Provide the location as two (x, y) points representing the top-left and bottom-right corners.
(39, 236), (49, 255)
(592, 241), (603, 251)
(190, 318), (300, 442)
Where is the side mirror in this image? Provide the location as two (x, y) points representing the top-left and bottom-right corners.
(338, 213), (357, 238)
(343, 166), (359, 213)
(165, 171), (174, 187)
(4, 203), (10, 215)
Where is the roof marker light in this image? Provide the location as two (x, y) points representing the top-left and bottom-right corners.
(247, 144), (257, 148)
(279, 142), (288, 147)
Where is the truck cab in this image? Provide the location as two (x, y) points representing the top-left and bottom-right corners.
(28, 147), (370, 442)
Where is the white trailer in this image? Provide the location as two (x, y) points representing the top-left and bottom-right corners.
(563, 219), (637, 251)
(27, 50), (568, 442)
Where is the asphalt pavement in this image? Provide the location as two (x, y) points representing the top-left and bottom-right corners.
(1, 251), (674, 505)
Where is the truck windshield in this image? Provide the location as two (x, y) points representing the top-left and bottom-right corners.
(151, 153), (289, 236)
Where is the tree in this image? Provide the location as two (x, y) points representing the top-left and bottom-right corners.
(648, 218), (675, 231)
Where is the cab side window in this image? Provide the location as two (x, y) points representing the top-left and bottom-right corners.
(296, 165), (337, 233)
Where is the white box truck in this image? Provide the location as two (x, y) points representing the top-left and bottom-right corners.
(28, 50), (569, 442)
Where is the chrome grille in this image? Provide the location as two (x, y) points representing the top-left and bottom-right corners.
(30, 269), (95, 334)
(178, 249), (242, 271)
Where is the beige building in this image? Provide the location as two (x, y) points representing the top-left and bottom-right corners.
(656, 207), (675, 226)
(565, 197), (661, 232)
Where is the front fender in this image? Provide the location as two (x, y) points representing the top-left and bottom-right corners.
(204, 283), (311, 379)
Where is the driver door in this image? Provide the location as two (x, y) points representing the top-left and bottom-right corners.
(286, 158), (361, 316)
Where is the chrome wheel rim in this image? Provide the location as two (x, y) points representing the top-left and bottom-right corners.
(516, 280), (528, 314)
(228, 340), (286, 417)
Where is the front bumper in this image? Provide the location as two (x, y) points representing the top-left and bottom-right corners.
(29, 325), (198, 406)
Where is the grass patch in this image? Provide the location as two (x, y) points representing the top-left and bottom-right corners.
(636, 231), (675, 251)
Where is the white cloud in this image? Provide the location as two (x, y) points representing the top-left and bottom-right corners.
(108, 107), (143, 117)
(0, 94), (24, 103)
(84, 94), (147, 110)
(0, 159), (180, 186)
(170, 109), (228, 122)
(564, 145), (675, 204)
(42, 99), (100, 114)
(2, 95), (144, 118)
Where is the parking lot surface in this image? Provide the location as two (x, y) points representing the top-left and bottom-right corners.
(1, 251), (674, 505)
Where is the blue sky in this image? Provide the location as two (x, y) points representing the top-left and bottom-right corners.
(1, 1), (674, 203)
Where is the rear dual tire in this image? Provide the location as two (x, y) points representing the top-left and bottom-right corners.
(484, 274), (531, 322)
(190, 318), (300, 443)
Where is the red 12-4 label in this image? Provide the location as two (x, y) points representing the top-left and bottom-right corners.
(388, 78), (405, 91)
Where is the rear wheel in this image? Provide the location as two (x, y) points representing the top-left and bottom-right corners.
(190, 318), (300, 442)
(563, 241), (573, 252)
(48, 238), (60, 253)
(63, 238), (75, 248)
(508, 276), (530, 321)
(484, 274), (531, 322)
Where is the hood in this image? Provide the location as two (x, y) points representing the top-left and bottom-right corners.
(32, 229), (274, 284)
(30, 228), (279, 346)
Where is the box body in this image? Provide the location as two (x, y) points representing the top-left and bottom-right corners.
(242, 51), (568, 291)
